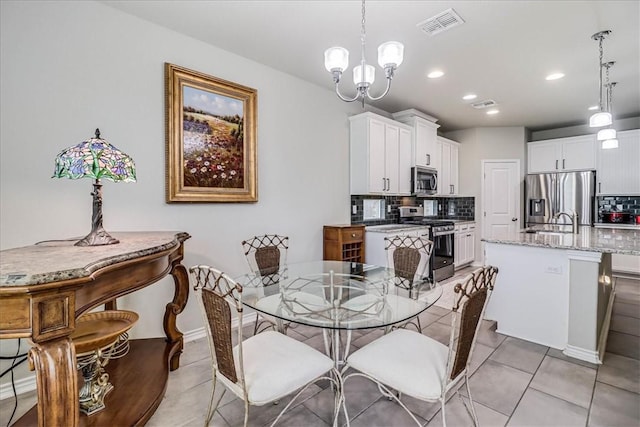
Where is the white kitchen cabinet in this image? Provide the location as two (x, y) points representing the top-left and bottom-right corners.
(350, 112), (412, 195)
(528, 135), (596, 173)
(393, 111), (441, 168)
(437, 136), (459, 195)
(454, 222), (475, 268)
(398, 127), (412, 194)
(596, 129), (640, 195)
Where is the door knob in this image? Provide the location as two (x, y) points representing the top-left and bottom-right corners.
(511, 217), (517, 221)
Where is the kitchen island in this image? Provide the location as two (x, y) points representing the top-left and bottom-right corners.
(483, 226), (640, 364)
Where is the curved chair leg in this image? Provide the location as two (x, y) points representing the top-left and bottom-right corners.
(269, 374), (339, 427)
(344, 372), (421, 427)
(205, 374), (226, 426)
(243, 400), (250, 427)
(441, 397), (447, 427)
(463, 375), (480, 426)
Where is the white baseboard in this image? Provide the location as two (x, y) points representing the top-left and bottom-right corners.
(0, 375), (36, 401)
(0, 312), (259, 400)
(563, 345), (602, 364)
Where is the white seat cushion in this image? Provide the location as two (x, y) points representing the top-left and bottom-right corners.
(347, 328), (448, 401)
(234, 330), (334, 405)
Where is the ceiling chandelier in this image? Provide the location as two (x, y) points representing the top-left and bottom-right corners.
(589, 30), (613, 128)
(324, 0), (404, 105)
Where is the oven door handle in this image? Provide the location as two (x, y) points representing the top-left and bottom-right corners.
(432, 231), (455, 237)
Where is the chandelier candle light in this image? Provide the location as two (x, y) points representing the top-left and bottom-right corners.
(52, 129), (136, 246)
(324, 0), (404, 105)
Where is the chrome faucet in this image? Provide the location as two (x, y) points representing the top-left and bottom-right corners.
(553, 211), (579, 234)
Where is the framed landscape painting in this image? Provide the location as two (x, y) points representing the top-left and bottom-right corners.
(165, 63), (257, 202)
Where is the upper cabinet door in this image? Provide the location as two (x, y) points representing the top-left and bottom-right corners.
(437, 136), (459, 195)
(349, 112), (413, 195)
(398, 128), (413, 194)
(368, 119), (387, 193)
(528, 135), (596, 173)
(414, 120), (439, 168)
(528, 140), (562, 173)
(596, 129), (640, 195)
(561, 135), (596, 171)
(384, 123), (400, 194)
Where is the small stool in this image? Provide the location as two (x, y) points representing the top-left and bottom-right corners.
(70, 310), (138, 415)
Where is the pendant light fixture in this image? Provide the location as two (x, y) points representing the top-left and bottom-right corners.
(324, 0), (404, 106)
(600, 81), (619, 149)
(589, 30), (612, 128)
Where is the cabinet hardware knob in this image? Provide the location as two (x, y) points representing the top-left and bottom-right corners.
(599, 182), (601, 193)
(351, 233), (356, 237)
(563, 159), (565, 169)
(555, 159), (558, 170)
(511, 217), (517, 221)
(427, 154), (431, 165)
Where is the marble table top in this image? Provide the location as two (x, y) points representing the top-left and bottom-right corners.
(0, 232), (189, 287)
(482, 226), (640, 256)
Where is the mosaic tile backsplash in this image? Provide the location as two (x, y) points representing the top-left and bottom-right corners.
(597, 195), (640, 224)
(351, 195), (475, 225)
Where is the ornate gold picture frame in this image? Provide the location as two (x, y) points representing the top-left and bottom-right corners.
(165, 63), (257, 202)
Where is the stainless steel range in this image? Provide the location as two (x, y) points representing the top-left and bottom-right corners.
(399, 207), (455, 282)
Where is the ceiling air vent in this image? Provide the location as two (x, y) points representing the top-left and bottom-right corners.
(417, 8), (465, 36)
(471, 99), (498, 109)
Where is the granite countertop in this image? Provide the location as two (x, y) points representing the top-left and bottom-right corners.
(365, 224), (430, 233)
(482, 226), (640, 255)
(0, 231), (189, 286)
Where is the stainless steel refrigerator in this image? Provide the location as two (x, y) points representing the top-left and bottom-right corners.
(525, 171), (596, 226)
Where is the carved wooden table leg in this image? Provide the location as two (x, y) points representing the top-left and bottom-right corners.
(28, 337), (79, 427)
(163, 259), (189, 371)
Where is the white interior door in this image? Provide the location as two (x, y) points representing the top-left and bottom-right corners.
(482, 160), (521, 241)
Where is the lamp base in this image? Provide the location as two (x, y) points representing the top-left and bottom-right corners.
(75, 228), (120, 247)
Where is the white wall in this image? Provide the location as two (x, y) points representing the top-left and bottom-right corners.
(0, 0), (362, 387)
(445, 127), (527, 262)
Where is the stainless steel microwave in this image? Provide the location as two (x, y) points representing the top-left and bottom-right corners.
(411, 166), (438, 196)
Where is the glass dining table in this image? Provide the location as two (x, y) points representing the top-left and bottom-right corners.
(235, 260), (443, 367)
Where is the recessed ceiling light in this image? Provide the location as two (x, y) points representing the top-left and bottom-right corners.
(545, 73), (565, 81)
(486, 109), (499, 115)
(427, 70), (445, 79)
(462, 94), (477, 100)
(588, 105), (599, 111)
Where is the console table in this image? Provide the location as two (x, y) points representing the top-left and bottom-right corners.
(0, 231), (191, 427)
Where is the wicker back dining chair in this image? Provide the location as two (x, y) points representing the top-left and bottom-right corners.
(344, 266), (499, 427)
(384, 235), (435, 331)
(241, 235), (289, 334)
(190, 265), (342, 427)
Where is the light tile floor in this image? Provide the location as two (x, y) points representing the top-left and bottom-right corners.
(2, 271), (639, 427)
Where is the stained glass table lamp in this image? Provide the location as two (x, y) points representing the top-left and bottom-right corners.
(52, 129), (136, 246)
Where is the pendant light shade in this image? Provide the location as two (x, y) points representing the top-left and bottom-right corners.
(324, 47), (349, 73)
(589, 111), (613, 128)
(602, 139), (619, 149)
(377, 41), (404, 68)
(596, 128), (616, 141)
(353, 64), (375, 86)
